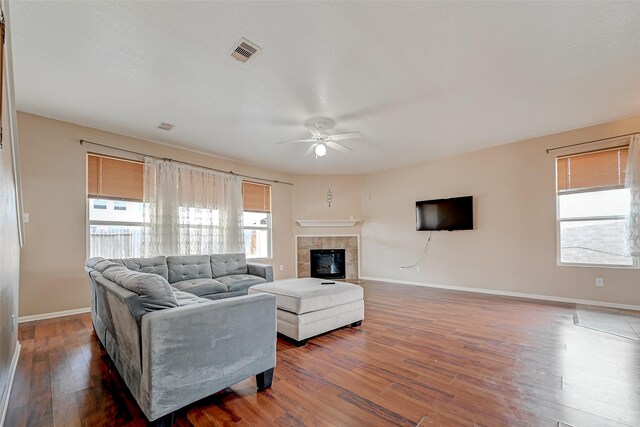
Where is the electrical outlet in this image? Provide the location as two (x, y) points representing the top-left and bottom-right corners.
(23, 213), (29, 223)
(416, 266), (421, 273)
(595, 277), (604, 287)
(279, 265), (284, 271)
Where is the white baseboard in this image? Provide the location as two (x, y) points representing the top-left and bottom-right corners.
(0, 342), (21, 427)
(360, 276), (640, 312)
(18, 307), (91, 323)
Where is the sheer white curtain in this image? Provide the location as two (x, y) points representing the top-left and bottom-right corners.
(627, 135), (640, 257)
(141, 158), (244, 256)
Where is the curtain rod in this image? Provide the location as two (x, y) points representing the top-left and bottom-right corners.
(79, 139), (294, 186)
(545, 131), (639, 154)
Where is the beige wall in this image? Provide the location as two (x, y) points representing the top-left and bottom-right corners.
(292, 174), (362, 236)
(361, 115), (640, 307)
(18, 112), (295, 317)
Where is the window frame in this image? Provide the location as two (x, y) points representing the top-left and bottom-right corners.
(555, 160), (639, 269)
(87, 197), (145, 259)
(243, 211), (272, 260)
(242, 181), (273, 260)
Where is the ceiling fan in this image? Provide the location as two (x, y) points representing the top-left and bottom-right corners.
(276, 118), (362, 158)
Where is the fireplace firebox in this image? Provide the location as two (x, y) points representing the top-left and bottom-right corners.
(310, 249), (346, 279)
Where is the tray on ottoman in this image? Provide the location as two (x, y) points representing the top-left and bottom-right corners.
(248, 278), (364, 346)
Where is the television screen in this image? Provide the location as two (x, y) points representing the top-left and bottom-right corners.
(416, 196), (473, 231)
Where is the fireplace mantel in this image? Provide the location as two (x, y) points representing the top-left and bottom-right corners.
(295, 219), (360, 227)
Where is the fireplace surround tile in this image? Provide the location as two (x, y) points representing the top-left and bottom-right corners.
(347, 262), (358, 279)
(297, 249), (310, 263)
(331, 237), (347, 249)
(297, 239), (312, 250)
(346, 248), (357, 263)
(298, 262), (310, 277)
(344, 238), (358, 249)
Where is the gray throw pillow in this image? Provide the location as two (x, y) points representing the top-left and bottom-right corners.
(103, 268), (179, 312)
(91, 258), (123, 273)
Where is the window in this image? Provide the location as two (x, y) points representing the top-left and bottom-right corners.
(243, 182), (272, 259)
(89, 199), (144, 258)
(87, 154), (144, 258)
(87, 155), (274, 259)
(556, 146), (637, 267)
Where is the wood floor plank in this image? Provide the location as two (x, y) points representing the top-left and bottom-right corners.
(7, 280), (640, 426)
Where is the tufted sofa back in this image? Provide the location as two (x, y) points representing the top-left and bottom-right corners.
(102, 253), (251, 284)
(166, 255), (213, 283)
(210, 253), (248, 278)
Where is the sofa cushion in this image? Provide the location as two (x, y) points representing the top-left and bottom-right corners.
(171, 288), (211, 306)
(210, 253), (248, 278)
(202, 290), (247, 301)
(216, 274), (266, 293)
(110, 256), (169, 281)
(171, 278), (228, 297)
(167, 255), (213, 283)
(102, 267), (178, 312)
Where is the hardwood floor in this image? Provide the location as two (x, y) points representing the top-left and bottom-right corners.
(6, 281), (640, 427)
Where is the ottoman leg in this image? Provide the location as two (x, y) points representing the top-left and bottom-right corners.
(351, 320), (362, 327)
(294, 339), (307, 347)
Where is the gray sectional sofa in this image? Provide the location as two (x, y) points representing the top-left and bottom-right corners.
(85, 253), (277, 426)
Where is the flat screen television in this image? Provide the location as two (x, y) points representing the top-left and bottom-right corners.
(416, 196), (473, 231)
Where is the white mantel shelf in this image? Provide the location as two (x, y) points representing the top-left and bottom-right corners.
(295, 219), (360, 227)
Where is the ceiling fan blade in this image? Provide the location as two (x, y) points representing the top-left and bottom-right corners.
(327, 141), (352, 153)
(329, 131), (362, 141)
(305, 124), (323, 137)
(304, 143), (318, 157)
(276, 138), (315, 145)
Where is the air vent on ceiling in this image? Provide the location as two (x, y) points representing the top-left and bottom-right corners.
(230, 38), (261, 63)
(158, 122), (174, 131)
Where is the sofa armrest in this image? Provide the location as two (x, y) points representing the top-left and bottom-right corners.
(247, 262), (274, 282)
(140, 293), (277, 421)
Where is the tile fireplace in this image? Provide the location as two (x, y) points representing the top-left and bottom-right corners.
(296, 235), (359, 280)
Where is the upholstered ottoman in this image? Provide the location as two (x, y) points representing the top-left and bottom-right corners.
(248, 278), (364, 346)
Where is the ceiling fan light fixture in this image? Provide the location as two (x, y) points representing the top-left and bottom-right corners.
(315, 143), (327, 158)
(275, 117), (361, 158)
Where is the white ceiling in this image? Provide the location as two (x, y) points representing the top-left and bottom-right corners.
(10, 1), (640, 174)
